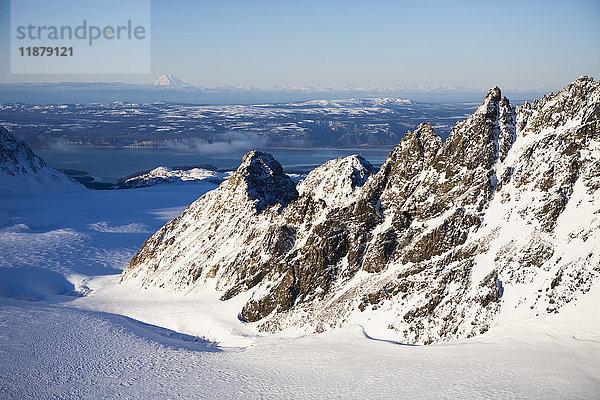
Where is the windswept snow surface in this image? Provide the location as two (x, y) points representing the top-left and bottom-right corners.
(0, 183), (599, 398)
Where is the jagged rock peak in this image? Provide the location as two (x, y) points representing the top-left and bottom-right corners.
(516, 76), (599, 135)
(237, 150), (284, 175)
(358, 122), (443, 211)
(225, 150), (298, 211)
(474, 86), (504, 122)
(576, 75), (594, 82)
(565, 75), (598, 94)
(387, 122), (442, 161)
(412, 122), (437, 138)
(439, 85), (514, 175)
(484, 86), (502, 103)
(412, 122), (443, 150)
(297, 154), (374, 208)
(385, 122), (442, 175)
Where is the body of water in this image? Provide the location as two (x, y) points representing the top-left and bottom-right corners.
(36, 147), (394, 184)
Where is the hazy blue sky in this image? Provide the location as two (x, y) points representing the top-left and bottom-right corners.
(0, 0), (599, 90)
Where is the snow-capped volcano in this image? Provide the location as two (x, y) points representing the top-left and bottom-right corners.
(0, 126), (85, 194)
(148, 74), (192, 88)
(122, 76), (600, 345)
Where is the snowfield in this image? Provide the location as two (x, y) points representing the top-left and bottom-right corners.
(0, 182), (599, 399)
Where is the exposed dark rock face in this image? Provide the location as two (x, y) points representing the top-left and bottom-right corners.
(0, 125), (46, 175)
(229, 151), (299, 212)
(122, 77), (600, 344)
(0, 125), (84, 194)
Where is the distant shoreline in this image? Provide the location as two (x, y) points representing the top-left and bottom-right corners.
(32, 145), (397, 151)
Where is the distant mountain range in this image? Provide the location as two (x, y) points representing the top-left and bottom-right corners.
(0, 74), (552, 104)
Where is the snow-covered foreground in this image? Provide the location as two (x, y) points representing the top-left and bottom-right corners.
(0, 184), (599, 399)
(2, 296), (599, 399)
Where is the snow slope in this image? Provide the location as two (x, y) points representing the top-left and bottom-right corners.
(0, 125), (84, 194)
(296, 155), (375, 208)
(1, 295), (599, 399)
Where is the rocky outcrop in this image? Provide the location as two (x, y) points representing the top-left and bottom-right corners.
(0, 125), (84, 194)
(122, 77), (600, 344)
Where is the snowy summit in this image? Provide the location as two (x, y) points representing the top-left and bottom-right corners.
(148, 74), (192, 88)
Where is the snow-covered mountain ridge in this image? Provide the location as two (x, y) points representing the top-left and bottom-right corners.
(0, 125), (84, 194)
(122, 76), (600, 344)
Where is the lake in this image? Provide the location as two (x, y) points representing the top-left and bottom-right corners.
(36, 147), (394, 184)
